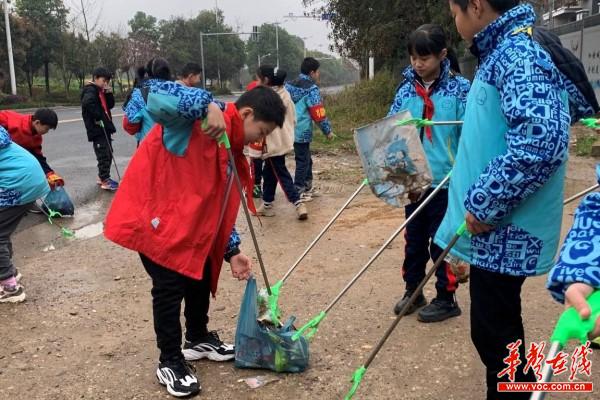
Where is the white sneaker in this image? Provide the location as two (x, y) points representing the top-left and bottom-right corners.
(0, 284), (26, 303)
(296, 203), (308, 220)
(256, 203), (276, 217)
(298, 192), (313, 203)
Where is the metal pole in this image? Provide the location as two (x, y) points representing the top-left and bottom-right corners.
(258, 54), (260, 67)
(3, 0), (16, 95)
(200, 32), (206, 89)
(275, 23), (280, 69)
(530, 341), (562, 400)
(550, 0), (555, 29)
(565, 184), (599, 205)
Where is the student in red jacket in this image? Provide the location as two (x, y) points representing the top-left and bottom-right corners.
(0, 108), (63, 190)
(104, 86), (286, 398)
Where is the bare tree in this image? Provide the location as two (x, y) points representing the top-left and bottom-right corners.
(68, 0), (103, 42)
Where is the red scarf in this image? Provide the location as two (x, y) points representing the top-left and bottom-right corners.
(414, 82), (435, 143)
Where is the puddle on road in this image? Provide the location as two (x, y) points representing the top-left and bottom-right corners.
(74, 222), (104, 240)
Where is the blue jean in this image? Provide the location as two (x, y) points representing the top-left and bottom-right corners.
(262, 156), (300, 204)
(293, 142), (313, 193)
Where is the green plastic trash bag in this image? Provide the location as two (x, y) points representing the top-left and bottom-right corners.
(235, 277), (309, 373)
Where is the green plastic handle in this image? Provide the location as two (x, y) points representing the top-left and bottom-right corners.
(344, 366), (367, 400)
(396, 117), (434, 129)
(201, 119), (230, 149)
(362, 178), (369, 185)
(581, 118), (600, 129)
(61, 227), (75, 238)
(551, 291), (600, 346)
(456, 221), (467, 236)
(268, 280), (283, 325)
(292, 310), (326, 341)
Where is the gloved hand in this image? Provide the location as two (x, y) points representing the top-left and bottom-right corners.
(46, 171), (65, 190)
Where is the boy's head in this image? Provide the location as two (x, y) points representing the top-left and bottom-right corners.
(32, 108), (58, 135)
(146, 57), (171, 81)
(301, 57), (321, 82)
(234, 86), (286, 144)
(92, 67), (112, 88)
(180, 62), (202, 87)
(271, 69), (287, 87)
(449, 0), (520, 42)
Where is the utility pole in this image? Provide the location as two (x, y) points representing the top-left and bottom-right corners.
(200, 32), (205, 89)
(275, 22), (280, 70)
(550, 0), (555, 29)
(3, 0), (16, 95)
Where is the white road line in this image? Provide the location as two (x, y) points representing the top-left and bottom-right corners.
(59, 113), (124, 124)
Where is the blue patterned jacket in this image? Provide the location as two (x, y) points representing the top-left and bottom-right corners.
(285, 74), (332, 143)
(388, 59), (470, 186)
(547, 165), (600, 302)
(434, 4), (573, 276)
(0, 127), (49, 208)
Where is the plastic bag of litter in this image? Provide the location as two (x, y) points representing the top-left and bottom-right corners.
(354, 110), (432, 208)
(235, 277), (309, 373)
(42, 186), (75, 217)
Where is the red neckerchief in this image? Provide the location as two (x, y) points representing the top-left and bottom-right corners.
(414, 81), (435, 143)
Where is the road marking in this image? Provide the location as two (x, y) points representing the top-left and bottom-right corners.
(59, 113), (124, 124)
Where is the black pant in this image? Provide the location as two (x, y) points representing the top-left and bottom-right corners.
(252, 158), (264, 186)
(93, 137), (113, 181)
(402, 188), (458, 299)
(141, 254), (211, 362)
(470, 267), (536, 400)
(262, 156), (301, 205)
(0, 204), (31, 281)
(294, 142), (313, 193)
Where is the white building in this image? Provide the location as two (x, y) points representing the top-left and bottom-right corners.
(542, 0), (599, 27)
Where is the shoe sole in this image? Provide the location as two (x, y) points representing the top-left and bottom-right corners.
(156, 369), (201, 398)
(100, 187), (118, 192)
(393, 298), (427, 316)
(182, 348), (235, 362)
(417, 307), (462, 323)
(256, 212), (276, 217)
(297, 213), (308, 220)
(0, 292), (26, 303)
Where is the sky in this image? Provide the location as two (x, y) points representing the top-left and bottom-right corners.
(66, 0), (335, 55)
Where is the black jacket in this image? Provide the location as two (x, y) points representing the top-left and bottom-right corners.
(81, 83), (116, 142)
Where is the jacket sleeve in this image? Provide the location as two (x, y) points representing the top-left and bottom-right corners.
(0, 111), (9, 128)
(0, 126), (10, 149)
(81, 88), (104, 121)
(455, 78), (471, 139)
(306, 85), (332, 135)
(30, 150), (53, 175)
(464, 50), (571, 225)
(546, 185), (600, 303)
(224, 226), (242, 262)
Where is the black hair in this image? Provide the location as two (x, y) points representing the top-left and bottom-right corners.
(92, 67), (112, 80)
(257, 65), (275, 84)
(301, 57), (320, 75)
(235, 86), (286, 128)
(446, 48), (462, 74)
(144, 57), (171, 81)
(271, 69), (287, 86)
(407, 24), (448, 57)
(181, 62), (202, 78)
(450, 0), (520, 13)
(33, 108), (58, 129)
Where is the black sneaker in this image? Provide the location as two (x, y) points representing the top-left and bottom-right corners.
(393, 290), (427, 315)
(156, 358), (201, 398)
(417, 297), (462, 323)
(182, 331), (235, 362)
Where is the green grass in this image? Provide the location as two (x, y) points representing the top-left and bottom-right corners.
(313, 71), (396, 154)
(575, 133), (598, 156)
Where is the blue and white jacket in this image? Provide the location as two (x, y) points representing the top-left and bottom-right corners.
(434, 4), (575, 277)
(285, 74), (332, 143)
(0, 126), (49, 208)
(547, 165), (600, 303)
(388, 59), (470, 187)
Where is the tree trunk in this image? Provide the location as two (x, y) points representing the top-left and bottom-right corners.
(126, 69), (131, 90)
(44, 61), (50, 95)
(25, 70), (33, 98)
